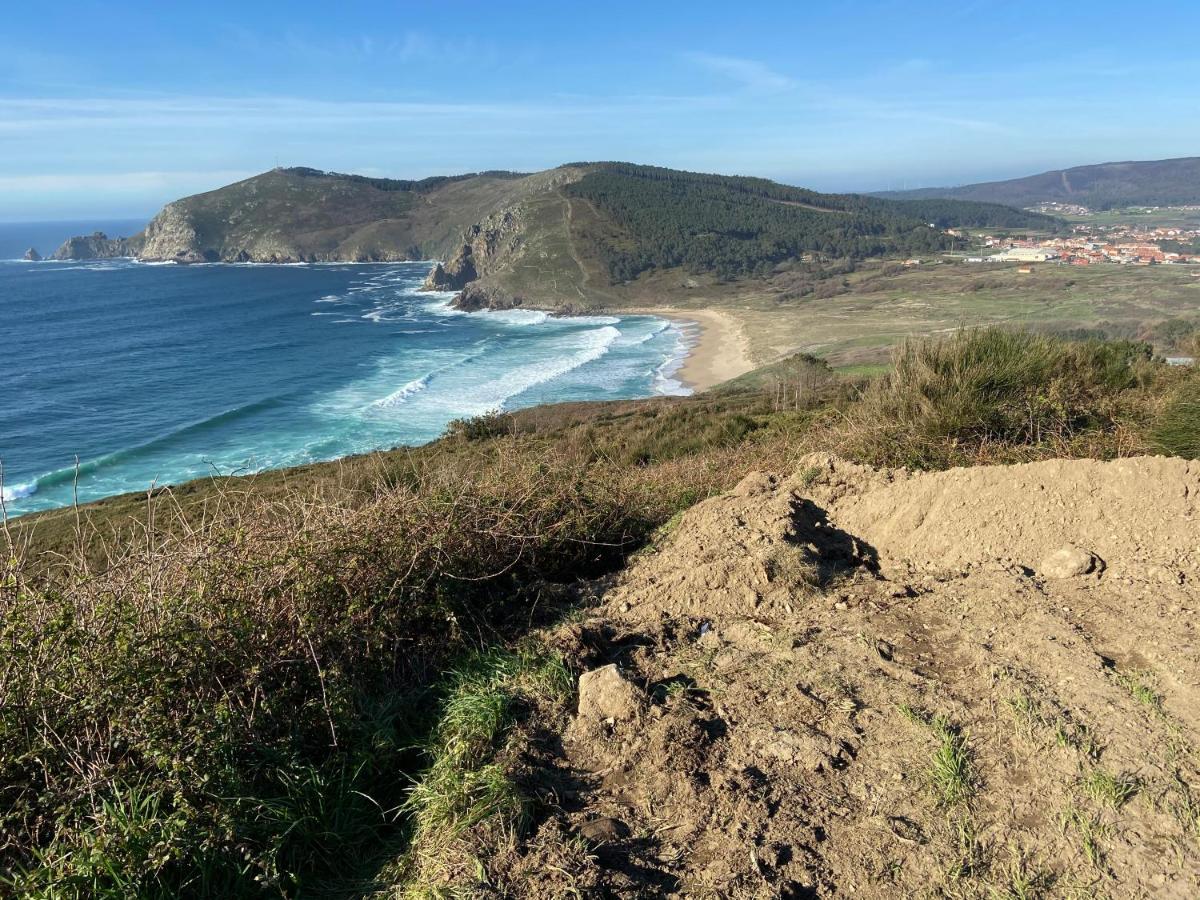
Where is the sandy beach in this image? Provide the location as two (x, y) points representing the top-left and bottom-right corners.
(625, 307), (756, 392)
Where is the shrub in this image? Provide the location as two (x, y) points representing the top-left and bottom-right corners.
(835, 328), (1161, 468)
(0, 399), (791, 896)
(1151, 381), (1200, 459)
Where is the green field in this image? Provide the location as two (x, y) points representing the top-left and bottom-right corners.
(1061, 206), (1200, 228)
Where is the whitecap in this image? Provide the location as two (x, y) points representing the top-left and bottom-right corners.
(651, 323), (695, 397)
(372, 375), (432, 409)
(456, 325), (621, 415)
(1, 480), (38, 502)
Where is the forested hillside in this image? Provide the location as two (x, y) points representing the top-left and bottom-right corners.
(563, 163), (1057, 280)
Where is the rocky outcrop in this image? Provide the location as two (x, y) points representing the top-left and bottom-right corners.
(421, 248), (477, 291)
(454, 281), (523, 312)
(138, 203), (212, 263)
(422, 204), (528, 308)
(22, 247), (41, 261)
(51, 232), (138, 261)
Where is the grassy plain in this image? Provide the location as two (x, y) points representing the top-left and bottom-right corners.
(601, 258), (1200, 368)
(476, 186), (1200, 370)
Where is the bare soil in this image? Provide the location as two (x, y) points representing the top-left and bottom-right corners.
(500, 455), (1200, 897)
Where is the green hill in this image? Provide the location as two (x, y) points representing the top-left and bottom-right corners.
(68, 166), (571, 264)
(874, 155), (1200, 211)
(559, 163), (1058, 281)
(55, 163), (1056, 283)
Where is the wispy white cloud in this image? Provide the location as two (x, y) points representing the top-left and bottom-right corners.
(685, 53), (796, 93)
(0, 170), (256, 193)
(220, 25), (499, 68)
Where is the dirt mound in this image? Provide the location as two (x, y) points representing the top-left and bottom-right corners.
(505, 455), (1200, 897)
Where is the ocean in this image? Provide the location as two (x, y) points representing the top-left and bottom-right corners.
(0, 221), (692, 517)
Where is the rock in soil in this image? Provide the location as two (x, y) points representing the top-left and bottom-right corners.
(577, 663), (642, 722)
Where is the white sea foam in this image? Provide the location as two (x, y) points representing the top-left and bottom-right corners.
(366, 343), (495, 412)
(1, 480), (38, 502)
(618, 319), (671, 347)
(457, 325), (621, 414)
(651, 323), (695, 397)
(423, 298), (549, 326)
(372, 375), (432, 409)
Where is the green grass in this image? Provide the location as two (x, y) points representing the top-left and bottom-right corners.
(989, 851), (1053, 900)
(1082, 769), (1139, 809)
(1151, 381), (1200, 459)
(839, 328), (1165, 468)
(398, 647), (571, 894)
(1114, 669), (1163, 711)
(900, 706), (976, 807)
(1059, 807), (1110, 869)
(1002, 687), (1099, 759)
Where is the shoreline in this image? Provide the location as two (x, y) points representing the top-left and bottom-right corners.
(624, 306), (756, 392)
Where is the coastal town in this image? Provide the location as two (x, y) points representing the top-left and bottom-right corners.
(956, 208), (1200, 267)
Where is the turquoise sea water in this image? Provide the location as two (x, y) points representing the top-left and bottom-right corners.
(0, 222), (691, 517)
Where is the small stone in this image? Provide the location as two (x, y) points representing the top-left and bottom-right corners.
(835, 601), (848, 611)
(578, 816), (630, 845)
(756, 726), (837, 771)
(577, 664), (642, 722)
(1039, 546), (1101, 579)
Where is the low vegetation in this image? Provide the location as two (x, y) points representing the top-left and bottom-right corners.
(2, 328), (1198, 896)
(837, 329), (1178, 468)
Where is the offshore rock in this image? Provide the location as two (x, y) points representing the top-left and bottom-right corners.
(23, 247), (41, 261)
(51, 232), (137, 260)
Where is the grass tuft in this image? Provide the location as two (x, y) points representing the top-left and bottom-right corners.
(1151, 380), (1200, 459)
(1082, 769), (1139, 809)
(398, 647), (571, 893)
(900, 706), (976, 807)
(1114, 668), (1162, 711)
(837, 328), (1173, 468)
(1059, 806), (1110, 869)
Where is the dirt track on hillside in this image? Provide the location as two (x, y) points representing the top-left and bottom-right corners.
(502, 455), (1200, 897)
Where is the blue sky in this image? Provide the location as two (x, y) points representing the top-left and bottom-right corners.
(2, 0), (1199, 220)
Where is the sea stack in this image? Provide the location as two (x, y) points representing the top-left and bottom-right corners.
(51, 232), (135, 261)
(23, 247), (41, 261)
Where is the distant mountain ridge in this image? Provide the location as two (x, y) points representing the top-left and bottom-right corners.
(53, 162), (1057, 310)
(873, 156), (1200, 210)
